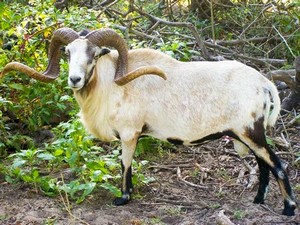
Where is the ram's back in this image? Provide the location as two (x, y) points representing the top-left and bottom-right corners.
(123, 49), (280, 144)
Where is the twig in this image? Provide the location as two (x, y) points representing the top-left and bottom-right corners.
(272, 25), (296, 58)
(176, 167), (208, 189)
(239, 3), (273, 37)
(96, 0), (118, 18)
(216, 36), (286, 46)
(154, 198), (210, 208)
(259, 204), (283, 216)
(58, 174), (90, 225)
(278, 115), (295, 163)
(242, 159), (258, 189)
(115, 25), (162, 43)
(216, 210), (235, 225)
(204, 41), (276, 68)
(132, 5), (223, 61)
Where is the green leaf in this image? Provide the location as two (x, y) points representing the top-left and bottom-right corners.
(100, 183), (121, 197)
(12, 158), (27, 168)
(54, 149), (64, 156)
(38, 152), (55, 161)
(9, 83), (25, 91)
(32, 169), (40, 179)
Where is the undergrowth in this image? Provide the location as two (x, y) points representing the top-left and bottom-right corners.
(0, 0), (299, 204)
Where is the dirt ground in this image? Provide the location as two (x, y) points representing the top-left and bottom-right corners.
(0, 114), (300, 225)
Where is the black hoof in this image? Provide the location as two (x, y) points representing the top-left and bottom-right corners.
(253, 196), (264, 204)
(282, 201), (296, 216)
(113, 196), (130, 206)
(282, 208), (295, 216)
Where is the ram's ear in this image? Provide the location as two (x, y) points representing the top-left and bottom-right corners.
(94, 48), (111, 61)
(99, 48), (111, 57)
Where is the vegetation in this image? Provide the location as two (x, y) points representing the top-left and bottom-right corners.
(0, 0), (299, 204)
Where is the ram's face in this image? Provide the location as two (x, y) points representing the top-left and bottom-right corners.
(65, 39), (109, 90)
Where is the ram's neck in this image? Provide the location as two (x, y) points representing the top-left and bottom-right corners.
(72, 54), (121, 141)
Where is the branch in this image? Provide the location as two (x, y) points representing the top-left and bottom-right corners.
(132, 6), (223, 61)
(268, 70), (297, 90)
(177, 167), (208, 189)
(215, 36), (286, 46)
(113, 25), (162, 43)
(96, 0), (118, 18)
(204, 41), (280, 68)
(216, 210), (235, 225)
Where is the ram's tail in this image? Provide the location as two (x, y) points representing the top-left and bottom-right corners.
(267, 83), (281, 127)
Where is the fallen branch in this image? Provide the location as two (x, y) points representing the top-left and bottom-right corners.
(177, 167), (208, 189)
(268, 69), (297, 89)
(270, 57), (300, 111)
(216, 210), (235, 225)
(154, 198), (210, 208)
(241, 159), (258, 189)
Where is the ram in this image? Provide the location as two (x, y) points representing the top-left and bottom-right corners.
(1, 27), (297, 216)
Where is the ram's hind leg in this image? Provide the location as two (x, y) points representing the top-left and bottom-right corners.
(241, 117), (297, 216)
(253, 156), (270, 204)
(234, 140), (270, 203)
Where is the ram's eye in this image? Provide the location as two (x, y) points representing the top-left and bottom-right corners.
(94, 55), (99, 60)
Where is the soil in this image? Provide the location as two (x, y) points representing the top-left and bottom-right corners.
(0, 114), (300, 225)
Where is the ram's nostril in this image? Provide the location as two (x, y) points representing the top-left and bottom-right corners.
(70, 76), (81, 85)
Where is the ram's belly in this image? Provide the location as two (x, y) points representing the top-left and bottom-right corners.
(144, 118), (231, 146)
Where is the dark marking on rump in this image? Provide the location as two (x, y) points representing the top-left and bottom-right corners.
(167, 138), (184, 145)
(263, 102), (267, 110)
(244, 116), (267, 148)
(190, 130), (241, 145)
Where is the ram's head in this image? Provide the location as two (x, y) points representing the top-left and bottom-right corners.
(0, 28), (166, 89)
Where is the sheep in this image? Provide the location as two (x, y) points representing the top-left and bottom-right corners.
(0, 27), (297, 216)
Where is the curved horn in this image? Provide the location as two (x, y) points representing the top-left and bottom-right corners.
(0, 28), (80, 82)
(114, 66), (167, 86)
(85, 28), (128, 81)
(86, 28), (167, 85)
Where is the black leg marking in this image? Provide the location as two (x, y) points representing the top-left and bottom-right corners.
(113, 161), (133, 206)
(283, 199), (296, 216)
(123, 163), (133, 194)
(245, 116), (297, 216)
(253, 156), (270, 204)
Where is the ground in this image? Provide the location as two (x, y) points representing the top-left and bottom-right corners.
(0, 113), (300, 225)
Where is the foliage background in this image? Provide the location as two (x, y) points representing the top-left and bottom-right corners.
(0, 0), (299, 203)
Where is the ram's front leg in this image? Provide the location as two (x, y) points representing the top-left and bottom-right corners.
(113, 132), (138, 206)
